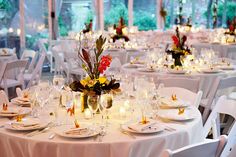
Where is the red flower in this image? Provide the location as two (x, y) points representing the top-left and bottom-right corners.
(229, 25), (234, 32)
(98, 55), (112, 74)
(172, 35), (179, 46)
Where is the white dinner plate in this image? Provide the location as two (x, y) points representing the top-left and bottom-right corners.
(201, 68), (221, 73)
(159, 98), (189, 108)
(55, 125), (99, 139)
(0, 108), (31, 117)
(219, 66), (234, 70)
(121, 123), (164, 134)
(11, 97), (31, 107)
(5, 118), (49, 131)
(167, 69), (186, 74)
(138, 68), (156, 72)
(157, 109), (195, 121)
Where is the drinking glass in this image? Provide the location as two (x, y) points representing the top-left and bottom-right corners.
(87, 95), (100, 118)
(100, 92), (113, 126)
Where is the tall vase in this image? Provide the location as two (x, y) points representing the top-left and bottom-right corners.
(80, 93), (88, 112)
(172, 53), (182, 66)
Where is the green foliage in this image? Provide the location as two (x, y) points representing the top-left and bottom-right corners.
(217, 2), (236, 21)
(134, 11), (156, 31)
(204, 2), (236, 26)
(0, 0), (11, 10)
(85, 10), (94, 24)
(104, 3), (128, 30)
(58, 16), (68, 36)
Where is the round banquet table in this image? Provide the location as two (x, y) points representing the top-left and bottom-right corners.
(192, 42), (236, 59)
(121, 64), (236, 99)
(0, 106), (203, 157)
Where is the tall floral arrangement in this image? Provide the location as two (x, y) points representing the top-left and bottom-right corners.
(69, 35), (120, 96)
(166, 27), (191, 66)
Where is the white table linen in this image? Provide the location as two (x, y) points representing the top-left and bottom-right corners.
(0, 107), (203, 157)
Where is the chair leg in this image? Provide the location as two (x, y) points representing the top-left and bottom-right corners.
(202, 108), (210, 124)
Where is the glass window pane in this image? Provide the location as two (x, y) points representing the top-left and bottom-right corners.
(104, 0), (128, 30)
(0, 0), (20, 54)
(25, 0), (49, 50)
(58, 0), (96, 36)
(133, 0), (157, 31)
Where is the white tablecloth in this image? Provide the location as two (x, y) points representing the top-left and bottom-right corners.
(121, 64), (236, 99)
(0, 107), (203, 157)
(192, 42), (236, 59)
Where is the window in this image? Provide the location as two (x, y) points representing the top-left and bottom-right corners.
(133, 0), (157, 31)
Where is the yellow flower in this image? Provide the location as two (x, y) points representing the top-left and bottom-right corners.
(97, 77), (107, 84)
(80, 77), (96, 87)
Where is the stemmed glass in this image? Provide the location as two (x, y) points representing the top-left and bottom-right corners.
(100, 92), (113, 126)
(87, 94), (100, 118)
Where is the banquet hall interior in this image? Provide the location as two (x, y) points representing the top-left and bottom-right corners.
(0, 0), (236, 157)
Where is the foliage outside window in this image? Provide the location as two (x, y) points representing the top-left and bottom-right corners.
(104, 2), (128, 30)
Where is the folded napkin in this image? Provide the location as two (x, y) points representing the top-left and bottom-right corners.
(128, 121), (157, 132)
(0, 109), (18, 114)
(64, 127), (89, 135)
(160, 98), (185, 107)
(11, 120), (40, 128)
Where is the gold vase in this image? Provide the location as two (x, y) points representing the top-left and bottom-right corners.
(80, 93), (88, 112)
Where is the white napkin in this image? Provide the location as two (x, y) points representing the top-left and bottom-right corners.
(128, 121), (157, 132)
(0, 108), (18, 114)
(11, 120), (40, 128)
(64, 127), (89, 135)
(160, 98), (186, 107)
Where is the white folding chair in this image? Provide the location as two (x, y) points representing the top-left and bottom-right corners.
(0, 60), (27, 97)
(24, 53), (46, 88)
(228, 144), (236, 157)
(161, 135), (227, 157)
(201, 76), (236, 123)
(203, 96), (236, 157)
(21, 49), (37, 73)
(158, 77), (201, 93)
(63, 52), (85, 81)
(0, 90), (9, 105)
(157, 86), (203, 108)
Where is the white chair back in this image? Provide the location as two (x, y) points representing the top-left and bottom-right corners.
(158, 85), (203, 108)
(21, 49), (37, 73)
(201, 76), (236, 123)
(0, 90), (9, 105)
(26, 53), (45, 88)
(0, 60), (27, 96)
(228, 144), (236, 157)
(161, 135), (227, 157)
(203, 96), (236, 156)
(203, 96), (236, 138)
(158, 77), (200, 93)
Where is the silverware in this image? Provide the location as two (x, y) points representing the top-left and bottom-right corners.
(26, 127), (50, 137)
(48, 133), (56, 140)
(121, 130), (136, 139)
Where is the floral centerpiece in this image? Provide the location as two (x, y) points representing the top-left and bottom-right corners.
(69, 35), (120, 112)
(111, 17), (130, 43)
(166, 27), (191, 66)
(225, 23), (236, 36)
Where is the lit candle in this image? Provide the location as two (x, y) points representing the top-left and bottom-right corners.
(124, 100), (130, 110)
(119, 106), (126, 118)
(84, 108), (92, 119)
(8, 28), (13, 33)
(17, 29), (21, 35)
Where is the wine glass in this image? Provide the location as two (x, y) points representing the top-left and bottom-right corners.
(87, 95), (100, 118)
(100, 92), (113, 126)
(53, 74), (65, 90)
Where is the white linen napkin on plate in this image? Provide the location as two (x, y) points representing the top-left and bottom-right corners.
(128, 121), (157, 132)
